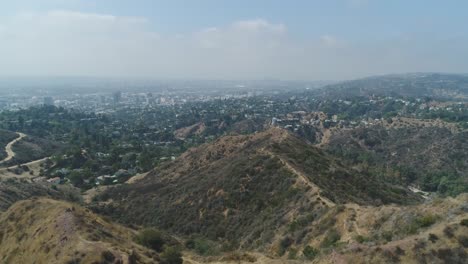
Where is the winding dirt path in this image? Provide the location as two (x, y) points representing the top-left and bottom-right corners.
(261, 148), (336, 207)
(277, 155), (336, 207)
(0, 132), (26, 164)
(0, 157), (48, 178)
(317, 128), (332, 147)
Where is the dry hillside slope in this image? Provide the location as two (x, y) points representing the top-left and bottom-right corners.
(182, 194), (468, 263)
(93, 128), (419, 251)
(0, 198), (157, 264)
(317, 194), (468, 264)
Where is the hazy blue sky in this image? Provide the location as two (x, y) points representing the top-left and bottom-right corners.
(1, 0), (468, 80)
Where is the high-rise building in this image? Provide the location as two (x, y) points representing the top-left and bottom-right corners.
(44, 97), (54, 106)
(113, 91), (122, 104)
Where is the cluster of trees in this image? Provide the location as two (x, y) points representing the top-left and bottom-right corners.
(327, 125), (468, 197)
(0, 106), (188, 189)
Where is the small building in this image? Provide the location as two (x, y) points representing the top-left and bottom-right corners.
(47, 177), (61, 184)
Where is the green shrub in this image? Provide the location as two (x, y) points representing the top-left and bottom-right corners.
(416, 214), (438, 228)
(195, 239), (212, 255)
(428, 233), (439, 243)
(460, 219), (468, 227)
(405, 214), (438, 234)
(288, 213), (314, 232)
(303, 245), (319, 260)
(382, 231), (393, 242)
(278, 236), (294, 256)
(101, 251), (115, 262)
(160, 246), (183, 264)
(187, 238), (219, 256)
(395, 246), (405, 256)
(457, 236), (468, 248)
(336, 205), (346, 213)
(184, 239), (195, 249)
(354, 235), (369, 243)
(287, 248), (298, 259)
(221, 252), (257, 262)
(444, 226), (454, 238)
(321, 229), (341, 248)
(135, 228), (165, 252)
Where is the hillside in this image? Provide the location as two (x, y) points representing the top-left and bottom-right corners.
(325, 123), (468, 196)
(93, 128), (419, 250)
(0, 198), (158, 264)
(314, 194), (468, 264)
(317, 73), (468, 100)
(173, 191), (468, 264)
(0, 178), (80, 212)
(0, 129), (65, 168)
(1, 135), (65, 167)
(0, 129), (19, 161)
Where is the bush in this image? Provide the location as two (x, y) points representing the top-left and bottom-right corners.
(221, 252), (257, 262)
(460, 219), (468, 227)
(135, 228), (165, 252)
(405, 214), (438, 234)
(321, 229), (341, 248)
(184, 239), (195, 249)
(428, 233), (439, 243)
(194, 238), (213, 255)
(160, 246), (183, 264)
(443, 226), (454, 238)
(101, 251), (115, 262)
(416, 214), (438, 228)
(287, 248), (298, 259)
(457, 236), (468, 248)
(303, 245), (319, 260)
(186, 238), (219, 256)
(278, 236), (294, 256)
(382, 231), (393, 242)
(288, 213), (314, 232)
(354, 235), (369, 243)
(395, 246), (405, 256)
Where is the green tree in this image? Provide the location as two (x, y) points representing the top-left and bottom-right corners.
(136, 228), (165, 252)
(303, 246), (319, 260)
(160, 246), (183, 264)
(18, 115), (25, 129)
(68, 171), (84, 187)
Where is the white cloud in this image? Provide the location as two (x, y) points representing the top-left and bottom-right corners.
(320, 35), (338, 47)
(0, 12), (292, 79)
(0, 10), (467, 80)
(232, 19), (286, 33)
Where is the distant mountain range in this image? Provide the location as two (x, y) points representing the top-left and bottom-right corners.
(316, 73), (468, 100)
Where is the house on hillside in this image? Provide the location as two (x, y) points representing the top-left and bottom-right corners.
(47, 177), (61, 184)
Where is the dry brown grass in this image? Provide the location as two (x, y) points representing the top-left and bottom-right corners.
(0, 198), (157, 264)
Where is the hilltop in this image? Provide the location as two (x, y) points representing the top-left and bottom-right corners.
(93, 128), (418, 250)
(0, 178), (80, 212)
(0, 198), (158, 264)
